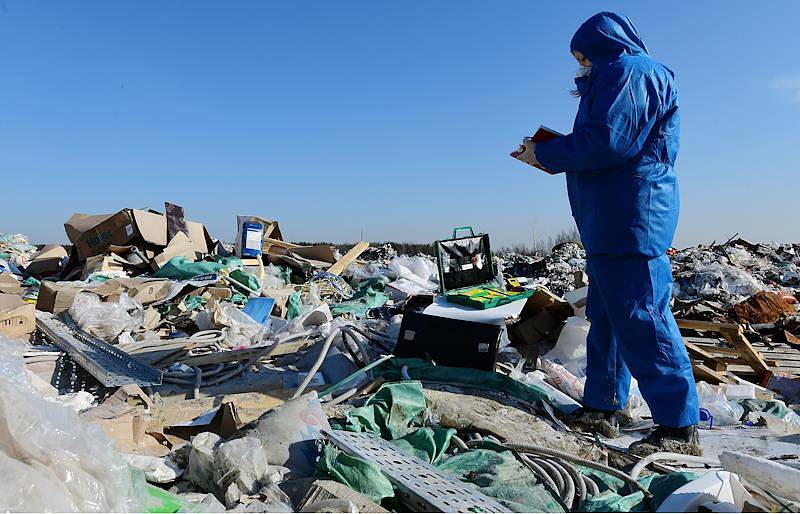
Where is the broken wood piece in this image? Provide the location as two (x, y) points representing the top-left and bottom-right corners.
(692, 361), (735, 384)
(719, 327), (771, 377)
(675, 319), (741, 332)
(326, 241), (369, 276)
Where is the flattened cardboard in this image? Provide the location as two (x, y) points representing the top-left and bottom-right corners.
(152, 232), (199, 271)
(0, 293), (35, 338)
(25, 245), (68, 276)
(81, 253), (128, 280)
(0, 273), (24, 295)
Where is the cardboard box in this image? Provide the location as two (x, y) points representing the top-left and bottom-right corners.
(24, 245), (68, 277)
(64, 212), (114, 243)
(70, 209), (209, 261)
(0, 294), (35, 338)
(36, 281), (94, 314)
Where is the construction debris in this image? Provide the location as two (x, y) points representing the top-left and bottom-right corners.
(1, 210), (799, 512)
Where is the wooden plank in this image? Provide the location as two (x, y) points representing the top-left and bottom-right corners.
(676, 319), (741, 332)
(692, 361), (735, 384)
(327, 242), (369, 276)
(719, 327), (771, 377)
(684, 341), (728, 371)
(264, 237), (301, 250)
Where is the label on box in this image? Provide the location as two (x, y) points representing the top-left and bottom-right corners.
(125, 224), (134, 236)
(404, 330), (416, 341)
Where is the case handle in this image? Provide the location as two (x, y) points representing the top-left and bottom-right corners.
(452, 226), (475, 238)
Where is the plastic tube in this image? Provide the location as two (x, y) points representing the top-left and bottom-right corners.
(192, 366), (202, 399)
(519, 454), (560, 495)
(630, 452), (720, 481)
(400, 365), (411, 380)
(531, 457), (565, 497)
(450, 435), (469, 452)
(560, 459), (586, 509)
(292, 328), (339, 399)
(328, 387), (358, 406)
(340, 327), (371, 366)
(547, 459), (576, 509)
(582, 474), (599, 497)
(501, 441), (651, 497)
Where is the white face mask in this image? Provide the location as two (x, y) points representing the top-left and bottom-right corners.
(576, 65), (592, 78)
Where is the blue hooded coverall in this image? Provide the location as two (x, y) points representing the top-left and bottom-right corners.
(536, 12), (699, 428)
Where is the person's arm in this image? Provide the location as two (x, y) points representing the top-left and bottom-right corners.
(536, 64), (659, 172)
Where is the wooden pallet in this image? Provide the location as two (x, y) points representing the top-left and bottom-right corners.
(676, 319), (800, 384)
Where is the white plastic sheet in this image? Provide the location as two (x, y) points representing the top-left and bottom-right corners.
(0, 335), (146, 512)
(68, 291), (144, 341)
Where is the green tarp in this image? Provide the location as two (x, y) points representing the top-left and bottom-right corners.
(330, 278), (390, 318)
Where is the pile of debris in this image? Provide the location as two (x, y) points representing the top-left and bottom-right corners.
(1, 209), (799, 513)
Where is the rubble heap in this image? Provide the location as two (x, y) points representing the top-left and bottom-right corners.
(0, 209), (799, 512)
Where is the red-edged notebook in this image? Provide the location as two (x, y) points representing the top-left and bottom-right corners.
(511, 125), (564, 174)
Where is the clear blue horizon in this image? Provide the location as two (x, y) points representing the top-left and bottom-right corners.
(2, 1), (798, 248)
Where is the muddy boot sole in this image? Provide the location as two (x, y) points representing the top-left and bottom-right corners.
(628, 437), (704, 457)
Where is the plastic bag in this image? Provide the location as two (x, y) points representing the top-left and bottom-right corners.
(623, 378), (652, 419)
(197, 303), (266, 348)
(0, 335), (146, 512)
(697, 382), (744, 427)
(540, 358), (585, 401)
(509, 360), (582, 413)
(68, 291), (144, 341)
(543, 316), (590, 378)
(388, 256), (438, 291)
(245, 392), (331, 479)
(215, 436), (271, 506)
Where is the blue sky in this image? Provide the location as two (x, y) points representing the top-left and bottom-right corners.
(1, 1), (798, 248)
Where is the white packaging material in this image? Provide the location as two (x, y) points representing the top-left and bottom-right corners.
(541, 358), (585, 401)
(509, 361), (581, 414)
(720, 450), (800, 502)
(697, 382), (744, 426)
(388, 256), (438, 291)
(656, 470), (754, 513)
(386, 278), (431, 301)
(563, 286), (588, 319)
(197, 303), (267, 349)
(185, 432), (223, 493)
(624, 378), (652, 419)
(0, 335), (146, 512)
(723, 383), (756, 400)
(544, 316), (590, 378)
(68, 292), (144, 341)
(121, 453), (184, 484)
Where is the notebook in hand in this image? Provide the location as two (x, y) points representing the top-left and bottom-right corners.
(511, 125), (564, 174)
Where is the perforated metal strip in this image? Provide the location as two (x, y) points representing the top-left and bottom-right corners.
(36, 312), (163, 387)
(325, 429), (510, 513)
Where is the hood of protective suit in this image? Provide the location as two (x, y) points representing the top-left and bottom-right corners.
(570, 12), (648, 64)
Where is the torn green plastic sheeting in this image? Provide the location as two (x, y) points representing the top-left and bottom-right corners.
(316, 444), (395, 503)
(344, 381), (427, 440)
(438, 445), (564, 513)
(153, 257), (225, 280)
(391, 427), (456, 465)
(376, 358), (563, 412)
(330, 278), (390, 318)
(286, 291), (302, 320)
(229, 269), (260, 295)
(182, 295), (206, 311)
(577, 467), (698, 513)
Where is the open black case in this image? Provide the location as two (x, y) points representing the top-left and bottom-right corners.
(435, 227), (534, 309)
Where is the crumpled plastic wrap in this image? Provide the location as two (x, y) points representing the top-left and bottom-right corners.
(0, 335), (146, 512)
(68, 291), (145, 341)
(697, 381), (744, 427)
(196, 302), (267, 348)
(387, 256), (438, 291)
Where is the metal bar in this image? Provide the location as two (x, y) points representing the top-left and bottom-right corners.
(36, 312), (163, 387)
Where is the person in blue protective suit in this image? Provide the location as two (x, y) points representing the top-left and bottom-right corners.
(514, 12), (701, 456)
